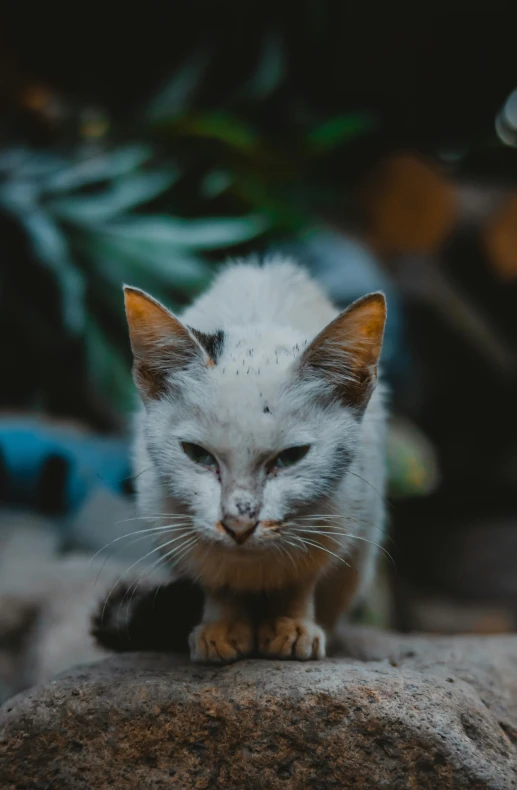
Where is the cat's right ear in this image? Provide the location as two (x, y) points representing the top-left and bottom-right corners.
(124, 287), (207, 400)
(297, 292), (386, 410)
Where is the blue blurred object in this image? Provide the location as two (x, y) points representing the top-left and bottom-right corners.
(0, 418), (131, 516)
(277, 228), (408, 385)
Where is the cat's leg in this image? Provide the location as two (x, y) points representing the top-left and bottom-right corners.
(258, 584), (326, 660)
(314, 542), (379, 648)
(189, 592), (254, 663)
(315, 560), (362, 633)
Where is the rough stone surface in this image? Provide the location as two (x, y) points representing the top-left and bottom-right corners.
(1, 628), (517, 789)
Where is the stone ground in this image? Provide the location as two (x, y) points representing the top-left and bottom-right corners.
(1, 628), (517, 789)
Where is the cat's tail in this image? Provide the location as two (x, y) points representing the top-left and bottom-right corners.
(91, 579), (204, 653)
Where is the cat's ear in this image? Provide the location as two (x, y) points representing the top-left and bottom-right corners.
(124, 286), (217, 399)
(298, 292), (386, 409)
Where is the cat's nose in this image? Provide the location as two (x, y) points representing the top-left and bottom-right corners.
(221, 517), (258, 545)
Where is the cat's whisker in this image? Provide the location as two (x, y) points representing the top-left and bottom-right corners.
(294, 514), (376, 527)
(281, 534), (309, 554)
(122, 535), (199, 626)
(88, 523), (194, 568)
(280, 532), (312, 559)
(286, 534), (351, 567)
(294, 515), (353, 523)
(93, 524), (194, 586)
(117, 535), (198, 629)
(122, 466), (153, 482)
(293, 514), (375, 528)
(127, 535), (197, 594)
(94, 531), (171, 587)
(346, 470), (391, 508)
(291, 526), (395, 568)
(100, 529), (193, 623)
(295, 514), (343, 520)
(291, 515), (393, 540)
(134, 535), (199, 616)
(271, 541), (287, 567)
(276, 539), (298, 570)
(292, 528), (345, 539)
(115, 514), (195, 525)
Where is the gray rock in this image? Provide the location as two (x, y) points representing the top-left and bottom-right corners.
(1, 628), (517, 789)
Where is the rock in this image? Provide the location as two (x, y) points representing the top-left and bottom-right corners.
(2, 628), (517, 789)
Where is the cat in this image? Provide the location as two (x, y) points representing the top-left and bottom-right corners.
(123, 257), (387, 663)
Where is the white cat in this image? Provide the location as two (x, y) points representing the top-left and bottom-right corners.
(124, 257), (387, 663)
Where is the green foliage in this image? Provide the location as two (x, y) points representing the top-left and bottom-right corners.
(306, 113), (377, 153)
(0, 145), (272, 417)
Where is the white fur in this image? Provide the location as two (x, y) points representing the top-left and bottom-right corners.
(133, 257), (387, 605)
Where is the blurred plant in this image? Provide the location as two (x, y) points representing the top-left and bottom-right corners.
(0, 23), (379, 425)
(0, 144), (273, 419)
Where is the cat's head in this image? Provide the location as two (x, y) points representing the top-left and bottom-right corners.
(124, 286), (386, 555)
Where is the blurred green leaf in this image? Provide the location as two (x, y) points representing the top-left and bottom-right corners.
(47, 169), (179, 224)
(166, 113), (259, 152)
(201, 170), (233, 199)
(20, 211), (85, 333)
(102, 213), (269, 249)
(45, 145), (154, 192)
(86, 230), (211, 292)
(0, 148), (65, 181)
(84, 318), (135, 414)
(246, 30), (285, 100)
(0, 180), (40, 211)
(306, 113), (376, 152)
(147, 47), (214, 121)
(230, 175), (307, 230)
(0, 148), (29, 173)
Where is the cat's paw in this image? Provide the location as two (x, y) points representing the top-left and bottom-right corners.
(258, 617), (326, 660)
(189, 620), (254, 663)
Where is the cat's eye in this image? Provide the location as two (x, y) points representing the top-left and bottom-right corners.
(181, 442), (218, 468)
(269, 445), (310, 470)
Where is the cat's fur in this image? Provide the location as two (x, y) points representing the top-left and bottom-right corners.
(124, 258), (387, 662)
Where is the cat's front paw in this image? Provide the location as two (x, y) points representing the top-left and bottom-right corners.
(189, 620), (254, 663)
(258, 617), (326, 660)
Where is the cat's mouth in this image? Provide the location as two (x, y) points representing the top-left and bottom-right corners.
(215, 519), (283, 548)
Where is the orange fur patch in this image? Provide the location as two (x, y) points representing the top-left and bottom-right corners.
(189, 620), (254, 663)
(185, 534), (336, 593)
(299, 292), (386, 407)
(124, 288), (185, 356)
(261, 520), (281, 530)
(124, 287), (206, 399)
(303, 293), (386, 375)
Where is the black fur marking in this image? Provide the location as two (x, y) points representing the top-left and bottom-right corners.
(334, 444), (353, 473)
(91, 579), (204, 653)
(315, 445), (354, 492)
(189, 328), (225, 364)
(290, 445), (354, 503)
(263, 405), (271, 414)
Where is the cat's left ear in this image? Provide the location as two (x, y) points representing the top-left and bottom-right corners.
(298, 292), (386, 409)
(124, 286), (221, 400)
